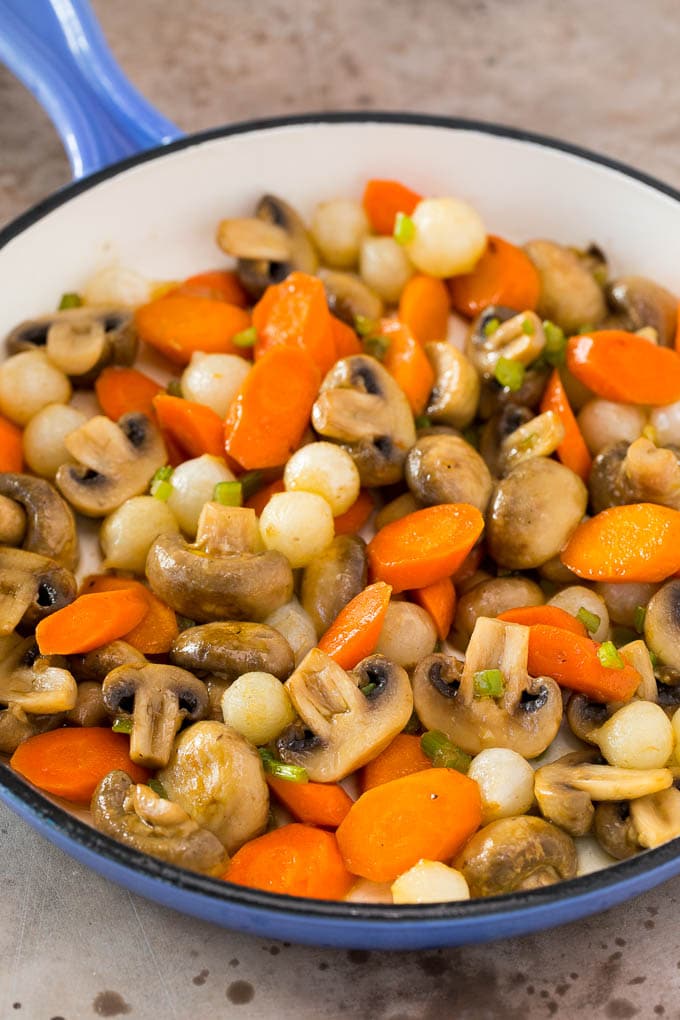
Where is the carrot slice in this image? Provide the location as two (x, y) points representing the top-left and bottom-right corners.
(336, 768), (482, 882)
(527, 625), (641, 703)
(224, 823), (353, 900)
(448, 234), (541, 318)
(398, 275), (450, 345)
(244, 477), (286, 516)
(331, 315), (362, 357)
(252, 272), (337, 374)
(10, 728), (149, 804)
(0, 414), (23, 472)
(79, 575), (178, 654)
(360, 733), (431, 792)
(539, 368), (592, 480)
(95, 366), (163, 422)
(153, 393), (224, 459)
(318, 581), (392, 670)
(368, 503), (484, 594)
(381, 319), (436, 415)
(36, 589), (149, 655)
(498, 604), (587, 636)
(224, 346), (321, 470)
(333, 489), (374, 536)
(135, 294), (251, 366)
(266, 776), (353, 828)
(566, 331), (680, 406)
(168, 269), (248, 307)
(362, 179), (422, 235)
(411, 576), (456, 641)
(561, 503), (680, 582)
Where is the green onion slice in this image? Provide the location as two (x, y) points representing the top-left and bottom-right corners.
(542, 321), (567, 366)
(362, 335), (390, 361)
(112, 717), (133, 734)
(355, 315), (379, 337)
(239, 470), (264, 502)
(577, 607), (601, 635)
(166, 379), (183, 397)
(232, 326), (258, 348)
(58, 292), (83, 310)
(150, 479), (172, 501)
(414, 414), (432, 430)
(393, 212), (415, 245)
(258, 749), (308, 783)
(472, 668), (505, 699)
(213, 480), (243, 507)
(148, 778), (168, 799)
(152, 465), (174, 483)
(359, 682), (377, 697)
(634, 605), (646, 634)
(597, 641), (624, 670)
(483, 316), (500, 338)
(494, 357), (525, 392)
(420, 730), (472, 774)
(521, 316), (535, 335)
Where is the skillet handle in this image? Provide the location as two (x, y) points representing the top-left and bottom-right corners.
(0, 0), (183, 179)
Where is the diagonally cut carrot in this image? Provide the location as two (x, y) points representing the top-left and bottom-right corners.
(398, 275), (450, 345)
(80, 575), (178, 654)
(561, 503), (680, 582)
(36, 589), (149, 655)
(0, 414), (23, 472)
(498, 604), (587, 636)
(448, 235), (540, 318)
(252, 272), (337, 374)
(95, 367), (163, 422)
(318, 581), (392, 671)
(540, 368), (592, 480)
(266, 775), (353, 828)
(153, 393), (225, 459)
(381, 319), (435, 416)
(362, 179), (422, 235)
(567, 331), (680, 406)
(135, 294), (251, 365)
(411, 576), (456, 641)
(360, 733), (431, 792)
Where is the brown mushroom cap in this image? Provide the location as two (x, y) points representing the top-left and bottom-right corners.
(69, 640), (146, 683)
(318, 268), (383, 325)
(593, 801), (639, 860)
(606, 276), (678, 347)
(0, 633), (76, 714)
(0, 473), (78, 570)
(524, 239), (606, 335)
(454, 815), (578, 897)
(170, 622), (295, 682)
(566, 693), (612, 745)
(300, 534), (367, 637)
(644, 580), (680, 671)
(590, 438), (680, 514)
(455, 576), (544, 642)
(0, 705), (64, 754)
(424, 342), (480, 430)
(233, 195), (318, 299)
(65, 681), (111, 728)
(0, 546), (77, 635)
(406, 434), (492, 513)
(0, 494), (26, 546)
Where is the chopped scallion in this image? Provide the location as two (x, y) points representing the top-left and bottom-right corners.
(148, 778), (168, 799)
(177, 615), (196, 631)
(258, 748), (308, 783)
(393, 211), (415, 245)
(642, 424), (658, 444)
(649, 648), (659, 667)
(420, 730), (472, 774)
(483, 316), (500, 338)
(213, 480), (243, 507)
(542, 321), (566, 366)
(578, 323), (594, 335)
(355, 315), (379, 337)
(597, 641), (624, 670)
(521, 316), (535, 335)
(363, 334), (390, 361)
(359, 682), (377, 697)
(153, 465), (174, 483)
(166, 379), (183, 397)
(577, 606), (601, 635)
(402, 711), (420, 734)
(414, 414), (432, 429)
(634, 605), (646, 634)
(233, 326), (258, 348)
(494, 356), (525, 392)
(58, 292), (83, 310)
(472, 668), (505, 699)
(151, 478), (172, 501)
(462, 425), (480, 449)
(112, 717), (133, 734)
(240, 470), (264, 502)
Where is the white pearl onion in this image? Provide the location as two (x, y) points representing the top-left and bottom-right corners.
(650, 400), (680, 447)
(22, 403), (87, 478)
(577, 399), (647, 456)
(100, 495), (180, 574)
(359, 236), (414, 303)
(672, 708), (680, 765)
(0, 351), (71, 425)
(376, 601), (437, 669)
(83, 265), (151, 306)
(406, 197), (486, 278)
(284, 442), (360, 516)
(311, 199), (370, 269)
(595, 701), (674, 770)
(167, 454), (236, 536)
(259, 491), (334, 569)
(265, 598), (317, 666)
(180, 353), (250, 417)
(467, 748), (535, 823)
(391, 860), (470, 904)
(221, 671), (296, 746)
(548, 586), (609, 642)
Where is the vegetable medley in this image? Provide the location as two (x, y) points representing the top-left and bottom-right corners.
(4, 175), (680, 906)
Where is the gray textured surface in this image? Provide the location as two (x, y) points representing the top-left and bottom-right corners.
(2, 0), (680, 1016)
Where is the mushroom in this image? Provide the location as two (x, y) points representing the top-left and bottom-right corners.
(300, 534), (367, 637)
(424, 342), (480, 429)
(524, 239), (607, 334)
(0, 632), (77, 714)
(497, 410), (565, 475)
(6, 306), (137, 385)
(55, 412), (166, 517)
(157, 720), (269, 853)
(276, 648), (413, 782)
(454, 576), (544, 642)
(69, 640), (146, 683)
(486, 457), (588, 570)
(146, 502), (293, 622)
(170, 622), (295, 682)
(91, 771), (229, 875)
(311, 355), (416, 486)
(534, 750), (673, 836)
(65, 681), (112, 728)
(102, 661), (209, 768)
(405, 434), (492, 513)
(318, 268), (383, 325)
(644, 579), (680, 672)
(454, 815), (578, 897)
(589, 437), (680, 514)
(465, 307), (545, 380)
(412, 617), (562, 758)
(566, 695), (613, 745)
(222, 194), (318, 299)
(479, 404), (534, 476)
(606, 276), (678, 347)
(0, 473), (78, 569)
(0, 705), (64, 755)
(0, 495), (25, 546)
(0, 547), (77, 635)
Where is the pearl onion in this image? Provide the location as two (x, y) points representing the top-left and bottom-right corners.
(406, 197), (486, 278)
(548, 586), (609, 642)
(391, 860), (470, 904)
(467, 748), (535, 823)
(577, 399), (646, 456)
(22, 403), (87, 478)
(100, 496), (180, 574)
(0, 351), (71, 425)
(259, 491), (334, 569)
(649, 400), (680, 447)
(311, 199), (370, 269)
(359, 236), (414, 303)
(180, 353), (250, 417)
(221, 671), (296, 746)
(595, 701), (674, 770)
(284, 442), (360, 516)
(375, 602), (437, 669)
(167, 454), (236, 536)
(83, 265), (151, 306)
(265, 598), (317, 666)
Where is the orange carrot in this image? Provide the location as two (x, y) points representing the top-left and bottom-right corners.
(539, 368), (592, 480)
(224, 346), (321, 470)
(36, 589), (149, 655)
(244, 477), (286, 516)
(360, 734), (431, 792)
(411, 576), (456, 641)
(498, 604), (587, 636)
(368, 504), (484, 594)
(266, 776), (353, 828)
(153, 393), (224, 459)
(333, 489), (374, 536)
(527, 624), (641, 703)
(161, 428), (190, 468)
(79, 575), (178, 654)
(567, 331), (680, 406)
(398, 275), (450, 345)
(362, 179), (422, 235)
(168, 269), (248, 307)
(318, 581), (392, 670)
(95, 366), (163, 422)
(10, 728), (149, 804)
(561, 503), (680, 582)
(675, 300), (680, 352)
(336, 768), (482, 882)
(451, 543), (485, 586)
(253, 272), (337, 375)
(224, 823), (354, 900)
(448, 235), (541, 318)
(331, 315), (362, 357)
(135, 294), (251, 366)
(381, 319), (436, 415)
(0, 414), (23, 472)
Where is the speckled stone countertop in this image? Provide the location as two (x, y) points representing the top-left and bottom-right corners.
(2, 1), (680, 1017)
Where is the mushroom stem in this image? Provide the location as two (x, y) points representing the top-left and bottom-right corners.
(130, 687), (183, 769)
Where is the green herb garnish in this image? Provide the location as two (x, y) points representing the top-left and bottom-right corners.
(359, 682), (377, 697)
(483, 316), (500, 338)
(213, 480), (243, 507)
(166, 379), (183, 397)
(393, 212), (415, 245)
(363, 334), (390, 361)
(239, 470), (264, 503)
(414, 414), (432, 429)
(232, 326), (258, 348)
(494, 357), (525, 392)
(521, 316), (535, 335)
(577, 607), (601, 635)
(634, 605), (647, 634)
(542, 320), (567, 366)
(151, 479), (172, 501)
(58, 292), (83, 310)
(148, 778), (168, 799)
(472, 668), (505, 699)
(420, 730), (472, 774)
(355, 315), (379, 337)
(112, 717), (133, 734)
(597, 641), (624, 670)
(258, 749), (308, 783)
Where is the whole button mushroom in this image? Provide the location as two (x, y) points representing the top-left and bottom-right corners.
(0, 632), (77, 716)
(0, 546), (77, 636)
(300, 534), (367, 638)
(595, 786), (680, 860)
(590, 437), (680, 514)
(0, 474), (78, 570)
(170, 622), (295, 682)
(644, 579), (680, 672)
(424, 342), (480, 430)
(606, 276), (678, 348)
(405, 434), (493, 514)
(523, 239), (607, 335)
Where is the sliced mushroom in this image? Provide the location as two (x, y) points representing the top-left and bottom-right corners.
(479, 404), (534, 476)
(0, 632), (77, 713)
(56, 412), (166, 517)
(318, 268), (383, 325)
(69, 640), (146, 683)
(0, 474), (78, 569)
(524, 240), (607, 334)
(170, 622), (294, 682)
(91, 771), (229, 875)
(102, 662), (209, 768)
(454, 815), (577, 897)
(595, 786), (680, 859)
(0, 547), (77, 635)
(593, 801), (639, 860)
(6, 307), (137, 385)
(606, 276), (678, 348)
(424, 342), (480, 429)
(534, 750), (673, 836)
(644, 580), (680, 671)
(158, 720), (269, 853)
(498, 410), (565, 475)
(65, 681), (111, 728)
(0, 495), (25, 546)
(455, 576), (544, 642)
(412, 617), (562, 758)
(405, 434), (492, 513)
(311, 355), (416, 486)
(374, 491), (421, 531)
(0, 705), (64, 754)
(230, 195), (318, 299)
(300, 534), (367, 637)
(146, 503), (293, 623)
(566, 694), (612, 745)
(465, 307), (545, 380)
(276, 648), (413, 782)
(590, 437), (680, 514)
